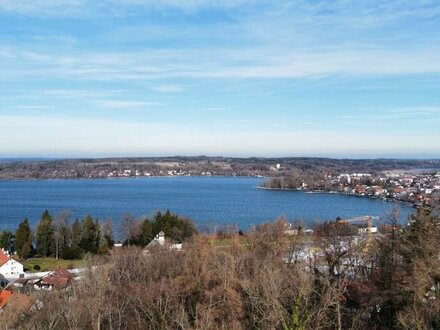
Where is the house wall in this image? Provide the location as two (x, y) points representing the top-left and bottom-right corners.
(0, 259), (25, 280)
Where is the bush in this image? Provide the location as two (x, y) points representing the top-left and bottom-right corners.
(33, 265), (40, 271)
(62, 246), (83, 260)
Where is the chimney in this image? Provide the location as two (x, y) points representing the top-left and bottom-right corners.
(155, 231), (165, 245)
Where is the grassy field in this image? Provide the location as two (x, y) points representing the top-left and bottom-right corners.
(22, 257), (85, 272)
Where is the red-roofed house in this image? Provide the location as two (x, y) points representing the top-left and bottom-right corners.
(0, 249), (24, 280)
(0, 289), (13, 309)
(34, 268), (73, 290)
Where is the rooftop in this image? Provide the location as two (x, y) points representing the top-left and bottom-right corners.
(0, 250), (10, 267)
(0, 289), (13, 309)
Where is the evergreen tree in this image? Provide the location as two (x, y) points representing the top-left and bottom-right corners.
(0, 230), (13, 251)
(151, 210), (197, 243)
(140, 219), (153, 245)
(20, 240), (32, 261)
(36, 210), (55, 256)
(94, 219), (102, 250)
(372, 206), (440, 328)
(80, 215), (100, 253)
(98, 235), (110, 255)
(15, 218), (33, 259)
(153, 210), (172, 236)
(397, 206), (440, 328)
(53, 210), (72, 260)
(71, 219), (82, 248)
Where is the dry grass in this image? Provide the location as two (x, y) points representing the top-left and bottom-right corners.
(22, 257), (84, 272)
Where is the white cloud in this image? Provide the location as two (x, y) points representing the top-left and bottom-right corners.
(35, 89), (112, 99)
(388, 106), (440, 116)
(1, 0), (439, 20)
(150, 84), (186, 93)
(15, 105), (49, 110)
(3, 46), (440, 82)
(96, 100), (163, 109)
(0, 0), (254, 17)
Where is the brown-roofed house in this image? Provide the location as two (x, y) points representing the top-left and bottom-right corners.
(34, 268), (73, 290)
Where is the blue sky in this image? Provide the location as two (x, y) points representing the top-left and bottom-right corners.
(1, 0), (440, 158)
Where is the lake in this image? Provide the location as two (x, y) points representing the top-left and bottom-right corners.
(0, 177), (413, 231)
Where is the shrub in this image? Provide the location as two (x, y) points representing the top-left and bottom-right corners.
(62, 246), (83, 260)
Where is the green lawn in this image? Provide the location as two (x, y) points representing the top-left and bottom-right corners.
(22, 257), (85, 272)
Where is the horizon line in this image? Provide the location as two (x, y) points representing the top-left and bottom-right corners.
(1, 155), (440, 161)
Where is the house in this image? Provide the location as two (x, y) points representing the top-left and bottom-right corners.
(11, 278), (30, 294)
(0, 288), (34, 317)
(0, 289), (13, 309)
(144, 231), (166, 251)
(357, 226), (378, 235)
(355, 185), (366, 195)
(372, 186), (385, 196)
(143, 231), (182, 254)
(0, 249), (25, 280)
(33, 268), (73, 290)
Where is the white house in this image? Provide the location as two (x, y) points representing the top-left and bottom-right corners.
(143, 231), (182, 254)
(0, 249), (25, 281)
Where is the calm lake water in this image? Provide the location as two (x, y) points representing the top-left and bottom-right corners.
(0, 177), (413, 231)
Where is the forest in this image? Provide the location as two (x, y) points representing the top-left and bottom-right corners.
(1, 156), (439, 179)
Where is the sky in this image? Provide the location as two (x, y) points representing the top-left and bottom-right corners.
(1, 0), (440, 158)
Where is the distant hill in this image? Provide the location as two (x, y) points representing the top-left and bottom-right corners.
(0, 156), (439, 180)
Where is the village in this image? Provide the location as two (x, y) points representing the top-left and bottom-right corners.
(0, 230), (183, 314)
(329, 171), (440, 207)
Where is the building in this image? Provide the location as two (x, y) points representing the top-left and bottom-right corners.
(0, 289), (13, 309)
(145, 231), (166, 249)
(143, 231), (182, 254)
(33, 268), (73, 290)
(0, 288), (34, 315)
(0, 249), (25, 281)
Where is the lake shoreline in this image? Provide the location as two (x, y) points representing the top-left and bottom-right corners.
(258, 185), (417, 209)
(0, 174), (265, 182)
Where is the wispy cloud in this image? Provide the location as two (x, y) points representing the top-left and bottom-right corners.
(2, 0), (440, 21)
(35, 89), (112, 99)
(339, 106), (440, 127)
(0, 0), (254, 17)
(3, 46), (440, 82)
(388, 106), (440, 116)
(96, 100), (163, 109)
(1, 0), (440, 156)
(150, 84), (186, 93)
(15, 105), (49, 110)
